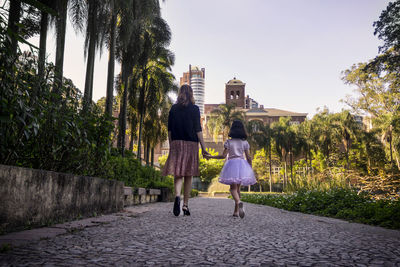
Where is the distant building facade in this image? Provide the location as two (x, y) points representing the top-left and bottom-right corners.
(203, 77), (308, 154)
(180, 65), (205, 115)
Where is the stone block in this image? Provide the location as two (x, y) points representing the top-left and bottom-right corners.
(136, 188), (146, 195)
(149, 189), (161, 195)
(124, 186), (133, 196)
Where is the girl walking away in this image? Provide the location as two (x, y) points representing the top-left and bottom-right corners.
(205, 120), (256, 218)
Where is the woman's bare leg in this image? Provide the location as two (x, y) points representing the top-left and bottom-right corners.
(183, 176), (192, 206)
(174, 176), (183, 197)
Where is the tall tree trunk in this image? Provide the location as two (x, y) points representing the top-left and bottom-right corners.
(290, 151), (293, 184)
(137, 70), (147, 160)
(284, 156), (287, 188)
(54, 0), (68, 93)
(268, 145), (272, 192)
(151, 147), (154, 167)
(129, 122), (134, 151)
(142, 139), (146, 163)
(146, 141), (150, 165)
(389, 135), (393, 169)
(326, 142), (330, 167)
(137, 112), (144, 160)
(346, 142), (350, 170)
(7, 0), (21, 56)
(118, 66), (129, 156)
(105, 1), (116, 117)
(83, 23), (96, 111)
(309, 147), (312, 177)
(38, 11), (48, 82)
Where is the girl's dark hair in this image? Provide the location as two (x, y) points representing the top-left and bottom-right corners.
(228, 120), (247, 140)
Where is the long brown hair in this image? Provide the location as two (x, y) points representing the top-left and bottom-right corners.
(177, 84), (195, 106)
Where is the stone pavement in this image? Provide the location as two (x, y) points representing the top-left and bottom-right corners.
(0, 197), (400, 266)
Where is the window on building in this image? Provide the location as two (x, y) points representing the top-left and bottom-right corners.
(236, 91), (240, 99)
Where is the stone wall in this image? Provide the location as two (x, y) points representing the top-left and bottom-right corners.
(0, 164), (124, 234)
(123, 187), (167, 206)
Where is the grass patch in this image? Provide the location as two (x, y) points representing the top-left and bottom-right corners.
(241, 188), (400, 229)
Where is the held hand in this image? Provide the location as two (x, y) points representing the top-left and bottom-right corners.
(202, 150), (211, 159)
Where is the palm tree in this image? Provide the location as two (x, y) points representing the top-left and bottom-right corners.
(136, 46), (175, 160)
(312, 108), (338, 166)
(271, 117), (292, 187)
(6, 0), (21, 56)
(53, 0), (68, 93)
(37, 0), (57, 81)
(207, 104), (244, 142)
(134, 14), (173, 160)
(115, 0), (163, 156)
(374, 112), (400, 170)
(333, 110), (361, 170)
(251, 120), (275, 192)
(297, 119), (315, 175)
(146, 66), (176, 165)
(126, 53), (176, 163)
(105, 0), (119, 117)
(52, 0), (87, 93)
(82, 0), (109, 111)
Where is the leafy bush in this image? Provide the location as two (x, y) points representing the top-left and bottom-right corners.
(199, 148), (224, 183)
(0, 48), (114, 177)
(190, 189), (199, 197)
(103, 150), (173, 190)
(0, 37), (172, 191)
(284, 169), (351, 193)
(241, 188), (400, 229)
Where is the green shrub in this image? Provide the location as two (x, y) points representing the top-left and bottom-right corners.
(241, 188), (400, 229)
(103, 153), (173, 190)
(1, 48), (113, 178)
(191, 189), (199, 197)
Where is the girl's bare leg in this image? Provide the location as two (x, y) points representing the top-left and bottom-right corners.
(230, 184), (240, 216)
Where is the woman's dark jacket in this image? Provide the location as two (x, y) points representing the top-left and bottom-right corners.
(168, 103), (202, 142)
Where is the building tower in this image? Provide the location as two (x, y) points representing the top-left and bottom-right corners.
(225, 77), (245, 108)
(180, 65), (205, 114)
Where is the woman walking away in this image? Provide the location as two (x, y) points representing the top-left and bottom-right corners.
(162, 85), (209, 216)
(205, 120), (256, 218)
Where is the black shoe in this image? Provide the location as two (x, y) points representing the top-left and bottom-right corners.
(182, 205), (190, 216)
(173, 196), (180, 216)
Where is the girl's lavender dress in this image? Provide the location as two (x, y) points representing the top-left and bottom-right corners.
(219, 139), (256, 186)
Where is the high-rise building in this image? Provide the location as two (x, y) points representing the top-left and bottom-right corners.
(180, 65), (205, 114)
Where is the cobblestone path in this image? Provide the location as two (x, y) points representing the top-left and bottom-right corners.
(1, 197), (400, 266)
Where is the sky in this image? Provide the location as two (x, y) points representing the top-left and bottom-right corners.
(27, 0), (390, 118)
